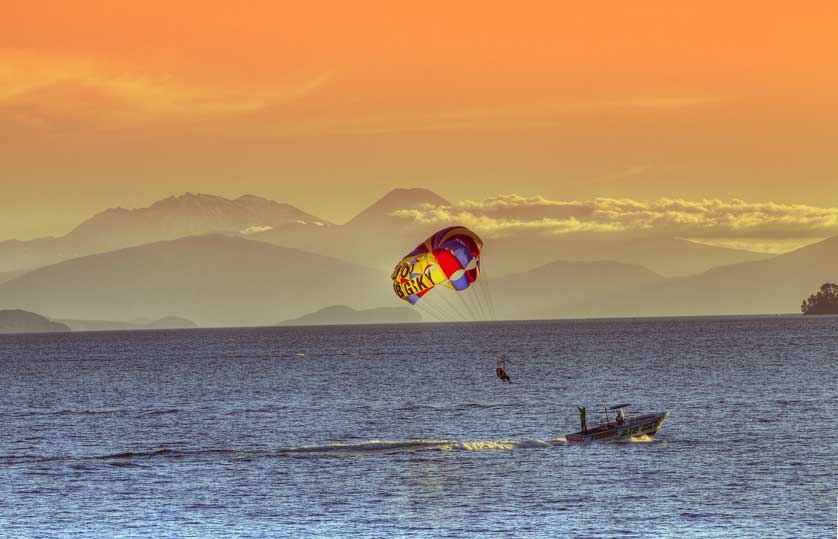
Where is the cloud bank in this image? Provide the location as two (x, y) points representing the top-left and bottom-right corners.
(392, 195), (838, 251)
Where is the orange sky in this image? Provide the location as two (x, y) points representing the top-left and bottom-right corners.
(2, 1), (837, 240)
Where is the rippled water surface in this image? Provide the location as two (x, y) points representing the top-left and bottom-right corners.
(1, 316), (836, 538)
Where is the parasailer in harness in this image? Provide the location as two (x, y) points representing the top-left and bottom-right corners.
(391, 227), (504, 382)
(496, 352), (512, 383)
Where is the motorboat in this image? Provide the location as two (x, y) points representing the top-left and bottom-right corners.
(565, 403), (668, 442)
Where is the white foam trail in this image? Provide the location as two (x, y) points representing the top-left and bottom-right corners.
(22, 436), (572, 464)
(274, 437), (566, 457)
(627, 434), (665, 444)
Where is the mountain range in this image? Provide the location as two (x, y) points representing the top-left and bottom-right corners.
(0, 232), (833, 326)
(486, 235), (837, 319)
(0, 235), (390, 326)
(2, 188), (769, 277)
(566, 236), (838, 318)
(0, 188), (833, 325)
(0, 193), (330, 273)
(249, 188), (448, 272)
(492, 260), (665, 320)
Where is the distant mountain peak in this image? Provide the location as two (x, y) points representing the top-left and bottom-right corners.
(377, 187), (449, 206)
(347, 188), (450, 227)
(236, 194), (271, 203)
(62, 193), (329, 251)
(151, 191), (227, 206)
(235, 194), (304, 212)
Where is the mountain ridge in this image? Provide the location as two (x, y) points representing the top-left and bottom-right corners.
(0, 234), (392, 327)
(345, 188), (450, 228)
(0, 309), (70, 334)
(492, 259), (665, 320)
(0, 188), (801, 284)
(562, 235), (838, 318)
(1, 234), (831, 324)
(0, 193), (331, 273)
(66, 192), (329, 242)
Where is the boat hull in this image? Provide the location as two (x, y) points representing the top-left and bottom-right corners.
(565, 412), (668, 442)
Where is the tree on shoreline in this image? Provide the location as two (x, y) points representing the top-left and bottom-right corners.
(801, 283), (838, 315)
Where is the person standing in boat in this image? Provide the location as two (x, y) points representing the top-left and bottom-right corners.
(578, 406), (587, 433)
(616, 409), (625, 426)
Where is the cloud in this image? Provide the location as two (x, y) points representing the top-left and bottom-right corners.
(391, 195), (838, 245)
(0, 51), (330, 129)
(240, 225), (273, 235)
(0, 51), (716, 137)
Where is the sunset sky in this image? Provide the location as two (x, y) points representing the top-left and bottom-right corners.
(2, 1), (837, 243)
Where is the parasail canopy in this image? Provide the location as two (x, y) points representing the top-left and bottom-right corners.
(391, 226), (483, 305)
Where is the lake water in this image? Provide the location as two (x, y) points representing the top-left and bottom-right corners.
(1, 316), (836, 538)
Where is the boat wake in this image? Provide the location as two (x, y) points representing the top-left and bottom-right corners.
(613, 434), (666, 444)
(272, 437), (566, 457)
(5, 434), (671, 465)
(6, 437), (569, 464)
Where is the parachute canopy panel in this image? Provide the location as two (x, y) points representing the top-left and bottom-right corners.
(391, 226), (483, 305)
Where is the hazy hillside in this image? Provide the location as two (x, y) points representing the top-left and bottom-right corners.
(345, 188), (450, 229)
(57, 316), (199, 332)
(253, 188), (446, 270)
(280, 305), (422, 326)
(588, 237), (772, 277)
(0, 309), (70, 334)
(0, 269), (29, 285)
(1, 188), (777, 281)
(0, 193), (330, 273)
(0, 232), (831, 325)
(67, 193), (330, 248)
(567, 236), (838, 317)
(492, 260), (665, 320)
(0, 237), (68, 275)
(254, 189), (769, 277)
(486, 234), (770, 277)
(0, 235), (391, 327)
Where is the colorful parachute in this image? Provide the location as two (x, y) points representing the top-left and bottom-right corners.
(392, 226), (506, 380)
(391, 226), (483, 305)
